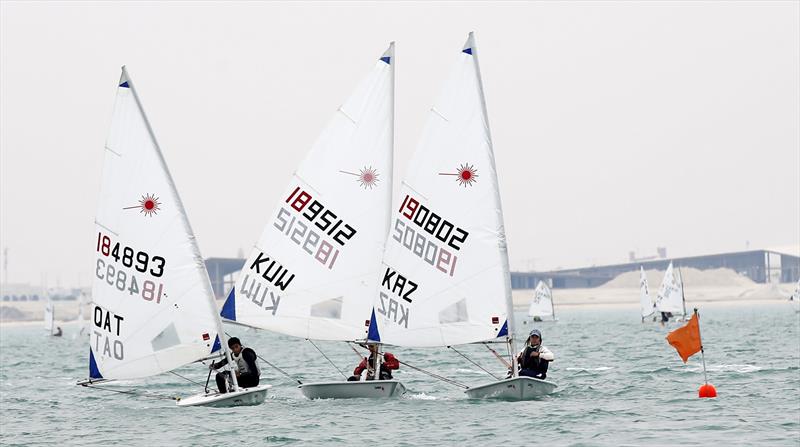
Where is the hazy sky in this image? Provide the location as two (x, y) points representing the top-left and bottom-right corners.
(1, 1), (798, 288)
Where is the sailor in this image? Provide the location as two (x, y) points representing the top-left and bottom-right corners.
(53, 326), (63, 337)
(660, 311), (672, 324)
(210, 337), (260, 393)
(347, 343), (399, 381)
(515, 329), (554, 380)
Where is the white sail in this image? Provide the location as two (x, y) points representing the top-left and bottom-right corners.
(369, 33), (512, 347)
(88, 68), (221, 380)
(528, 281), (554, 318)
(222, 44), (395, 341)
(43, 294), (54, 334)
(655, 262), (684, 314)
(639, 267), (654, 318)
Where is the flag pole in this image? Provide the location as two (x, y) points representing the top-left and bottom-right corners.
(695, 308), (708, 385)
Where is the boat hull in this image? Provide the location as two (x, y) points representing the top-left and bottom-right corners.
(464, 377), (557, 401)
(298, 380), (406, 399)
(176, 384), (271, 407)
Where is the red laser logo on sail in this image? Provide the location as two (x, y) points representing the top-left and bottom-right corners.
(439, 163), (478, 187)
(340, 166), (380, 189)
(123, 193), (161, 217)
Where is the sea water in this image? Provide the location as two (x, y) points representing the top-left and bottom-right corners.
(1, 303), (798, 446)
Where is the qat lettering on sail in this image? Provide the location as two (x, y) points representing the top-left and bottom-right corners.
(240, 252), (295, 315)
(92, 306), (124, 360)
(377, 267), (416, 329)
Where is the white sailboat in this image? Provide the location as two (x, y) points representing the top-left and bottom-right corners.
(789, 279), (799, 312)
(43, 292), (55, 336)
(82, 67), (269, 407)
(368, 32), (557, 401)
(528, 281), (557, 322)
(75, 292), (88, 338)
(221, 43), (399, 399)
(655, 262), (687, 322)
(639, 266), (655, 322)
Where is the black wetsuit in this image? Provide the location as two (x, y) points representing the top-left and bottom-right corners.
(517, 346), (549, 380)
(211, 347), (260, 393)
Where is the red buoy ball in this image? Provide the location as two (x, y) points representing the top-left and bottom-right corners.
(698, 383), (717, 398)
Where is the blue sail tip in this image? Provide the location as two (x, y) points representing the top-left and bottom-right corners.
(367, 308), (381, 342)
(462, 48), (473, 55)
(89, 348), (103, 379)
(380, 56), (391, 65)
(119, 81), (130, 88)
(220, 287), (236, 321)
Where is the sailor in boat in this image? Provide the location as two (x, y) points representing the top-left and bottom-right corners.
(660, 312), (673, 324)
(209, 337), (260, 393)
(53, 326), (63, 337)
(347, 343), (399, 381)
(511, 329), (554, 380)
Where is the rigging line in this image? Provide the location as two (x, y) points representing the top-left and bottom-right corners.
(80, 383), (177, 401)
(257, 354), (303, 385)
(307, 339), (348, 379)
(448, 346), (501, 380)
(396, 360), (468, 389)
(169, 371), (207, 387)
(483, 342), (511, 368)
(222, 330), (302, 384)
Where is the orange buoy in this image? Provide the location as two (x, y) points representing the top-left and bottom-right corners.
(698, 383), (717, 398)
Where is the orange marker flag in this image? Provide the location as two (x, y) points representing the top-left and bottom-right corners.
(666, 312), (702, 363)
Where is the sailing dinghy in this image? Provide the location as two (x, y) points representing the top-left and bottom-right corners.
(655, 262), (687, 322)
(221, 44), (402, 399)
(43, 290), (55, 336)
(368, 32), (556, 401)
(528, 281), (557, 322)
(639, 267), (656, 322)
(81, 67), (270, 407)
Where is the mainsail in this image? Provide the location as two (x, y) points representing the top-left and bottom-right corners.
(639, 267), (654, 318)
(88, 68), (222, 380)
(655, 262), (684, 315)
(528, 281), (554, 318)
(369, 32), (513, 348)
(222, 44), (395, 341)
(43, 294), (54, 334)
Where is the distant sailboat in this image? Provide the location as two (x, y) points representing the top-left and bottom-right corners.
(655, 262), (687, 322)
(220, 43), (399, 399)
(790, 279), (800, 312)
(368, 32), (557, 400)
(639, 267), (655, 322)
(75, 292), (89, 339)
(43, 291), (55, 336)
(528, 281), (557, 322)
(80, 67), (269, 407)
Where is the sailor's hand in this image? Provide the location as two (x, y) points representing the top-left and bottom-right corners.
(209, 363), (216, 370)
(235, 371), (241, 378)
(529, 351), (540, 358)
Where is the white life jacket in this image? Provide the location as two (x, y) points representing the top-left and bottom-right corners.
(231, 348), (260, 377)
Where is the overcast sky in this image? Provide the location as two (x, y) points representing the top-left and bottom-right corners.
(1, 1), (798, 288)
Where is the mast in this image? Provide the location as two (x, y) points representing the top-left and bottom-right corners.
(120, 66), (239, 392)
(468, 32), (517, 375)
(678, 266), (687, 320)
(549, 281), (556, 320)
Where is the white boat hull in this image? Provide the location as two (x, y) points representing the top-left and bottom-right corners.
(176, 384), (271, 407)
(298, 380), (406, 399)
(464, 377), (557, 401)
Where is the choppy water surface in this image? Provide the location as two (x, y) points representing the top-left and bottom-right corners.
(1, 303), (798, 446)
